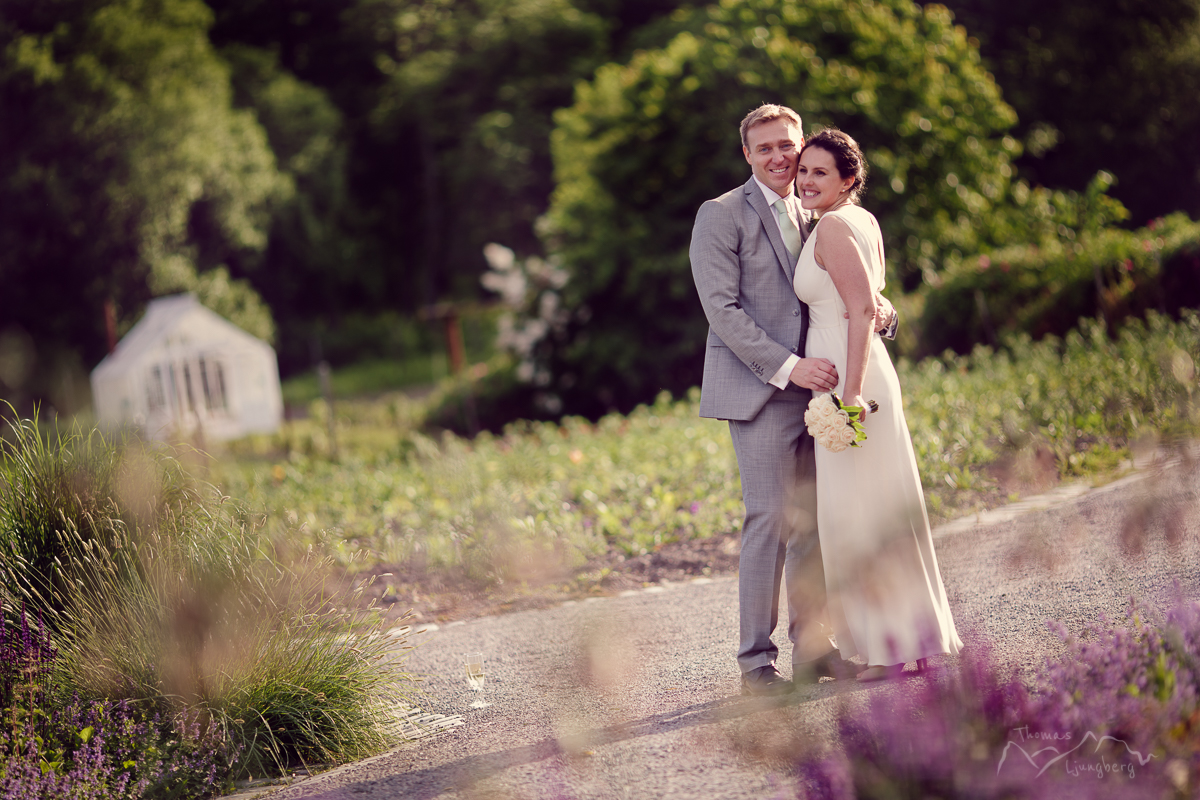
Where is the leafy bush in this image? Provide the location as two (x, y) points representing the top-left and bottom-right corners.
(422, 355), (553, 436)
(795, 600), (1200, 798)
(900, 311), (1200, 510)
(919, 193), (1200, 357)
(0, 417), (415, 787)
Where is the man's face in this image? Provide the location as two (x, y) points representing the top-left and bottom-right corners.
(743, 119), (801, 197)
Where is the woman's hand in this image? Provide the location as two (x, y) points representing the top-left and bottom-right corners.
(846, 394), (869, 421)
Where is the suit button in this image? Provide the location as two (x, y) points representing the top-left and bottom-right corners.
(792, 309), (800, 316)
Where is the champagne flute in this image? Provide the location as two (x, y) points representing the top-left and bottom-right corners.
(464, 653), (489, 708)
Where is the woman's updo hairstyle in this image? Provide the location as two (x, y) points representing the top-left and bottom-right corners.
(801, 128), (868, 202)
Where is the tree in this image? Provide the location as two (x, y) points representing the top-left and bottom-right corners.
(219, 43), (379, 371)
(0, 0), (284, 409)
(535, 0), (1019, 416)
(361, 0), (609, 309)
(938, 0), (1200, 225)
(202, 0), (699, 372)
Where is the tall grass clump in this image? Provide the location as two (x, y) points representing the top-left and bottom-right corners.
(0, 413), (416, 792)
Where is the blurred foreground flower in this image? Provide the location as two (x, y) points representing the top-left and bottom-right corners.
(796, 600), (1199, 799)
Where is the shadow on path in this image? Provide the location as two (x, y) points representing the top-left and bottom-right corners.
(286, 683), (881, 798)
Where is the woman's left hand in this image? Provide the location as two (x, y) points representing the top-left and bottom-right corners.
(847, 394), (869, 421)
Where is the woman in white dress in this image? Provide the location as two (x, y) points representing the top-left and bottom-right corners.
(792, 129), (963, 682)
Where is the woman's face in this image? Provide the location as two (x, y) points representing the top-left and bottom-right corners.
(796, 146), (855, 214)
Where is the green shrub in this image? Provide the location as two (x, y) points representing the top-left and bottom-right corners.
(422, 355), (558, 437)
(900, 311), (1200, 496)
(918, 209), (1200, 357)
(0, 417), (415, 782)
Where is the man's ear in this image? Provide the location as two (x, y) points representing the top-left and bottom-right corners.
(742, 146), (751, 165)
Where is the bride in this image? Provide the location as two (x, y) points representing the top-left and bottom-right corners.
(793, 128), (963, 682)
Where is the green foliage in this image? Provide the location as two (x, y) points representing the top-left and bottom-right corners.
(919, 186), (1200, 356)
(0, 414), (204, 620)
(540, 0), (1019, 414)
(218, 43), (371, 370)
(359, 0), (610, 305)
(215, 388), (745, 576)
(214, 312), (1200, 578)
(941, 0), (1200, 224)
(0, 416), (415, 781)
(0, 0), (284, 389)
(900, 312), (1200, 498)
(283, 357), (440, 409)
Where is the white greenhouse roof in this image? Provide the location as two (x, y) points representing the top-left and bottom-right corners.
(91, 294), (271, 381)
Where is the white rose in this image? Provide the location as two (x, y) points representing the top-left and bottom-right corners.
(839, 424), (858, 445)
(826, 437), (848, 453)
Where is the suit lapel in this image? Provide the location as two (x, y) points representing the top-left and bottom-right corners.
(743, 178), (796, 280)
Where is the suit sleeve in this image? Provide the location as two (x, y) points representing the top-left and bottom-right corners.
(690, 199), (796, 385)
(882, 309), (899, 340)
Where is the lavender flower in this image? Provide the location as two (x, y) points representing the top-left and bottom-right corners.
(795, 600), (1200, 798)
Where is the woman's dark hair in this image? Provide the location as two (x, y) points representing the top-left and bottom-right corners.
(801, 128), (868, 202)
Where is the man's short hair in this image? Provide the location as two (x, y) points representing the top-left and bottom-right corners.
(740, 104), (803, 149)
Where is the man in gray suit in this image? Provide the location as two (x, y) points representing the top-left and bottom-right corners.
(689, 104), (894, 695)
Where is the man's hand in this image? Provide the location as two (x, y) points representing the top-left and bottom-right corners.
(789, 358), (838, 392)
(873, 292), (895, 334)
(841, 292), (895, 333)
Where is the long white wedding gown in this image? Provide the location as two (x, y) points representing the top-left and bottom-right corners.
(793, 203), (962, 665)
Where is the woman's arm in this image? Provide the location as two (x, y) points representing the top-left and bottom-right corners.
(813, 215), (876, 409)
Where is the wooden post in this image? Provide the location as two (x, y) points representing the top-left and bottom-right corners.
(104, 299), (118, 354)
(420, 302), (479, 435)
(443, 308), (466, 375)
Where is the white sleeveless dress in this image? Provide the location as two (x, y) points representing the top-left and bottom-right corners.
(793, 204), (962, 665)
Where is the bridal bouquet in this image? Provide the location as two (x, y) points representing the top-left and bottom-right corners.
(804, 392), (879, 452)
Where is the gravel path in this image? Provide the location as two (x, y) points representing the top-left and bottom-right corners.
(256, 460), (1200, 799)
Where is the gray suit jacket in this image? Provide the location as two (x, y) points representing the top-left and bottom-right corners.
(690, 176), (813, 421)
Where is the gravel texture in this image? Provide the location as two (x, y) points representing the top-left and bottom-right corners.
(254, 461), (1200, 800)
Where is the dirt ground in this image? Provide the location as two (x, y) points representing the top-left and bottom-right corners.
(350, 531), (745, 627)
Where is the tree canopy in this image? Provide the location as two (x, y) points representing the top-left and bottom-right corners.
(938, 0), (1200, 225)
(0, 0), (283, 405)
(2, 0), (1197, 419)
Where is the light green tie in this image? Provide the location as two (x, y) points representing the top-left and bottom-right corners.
(773, 198), (802, 261)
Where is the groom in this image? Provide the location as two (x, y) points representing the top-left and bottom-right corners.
(689, 104), (893, 695)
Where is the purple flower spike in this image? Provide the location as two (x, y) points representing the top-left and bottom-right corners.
(19, 602), (31, 662)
